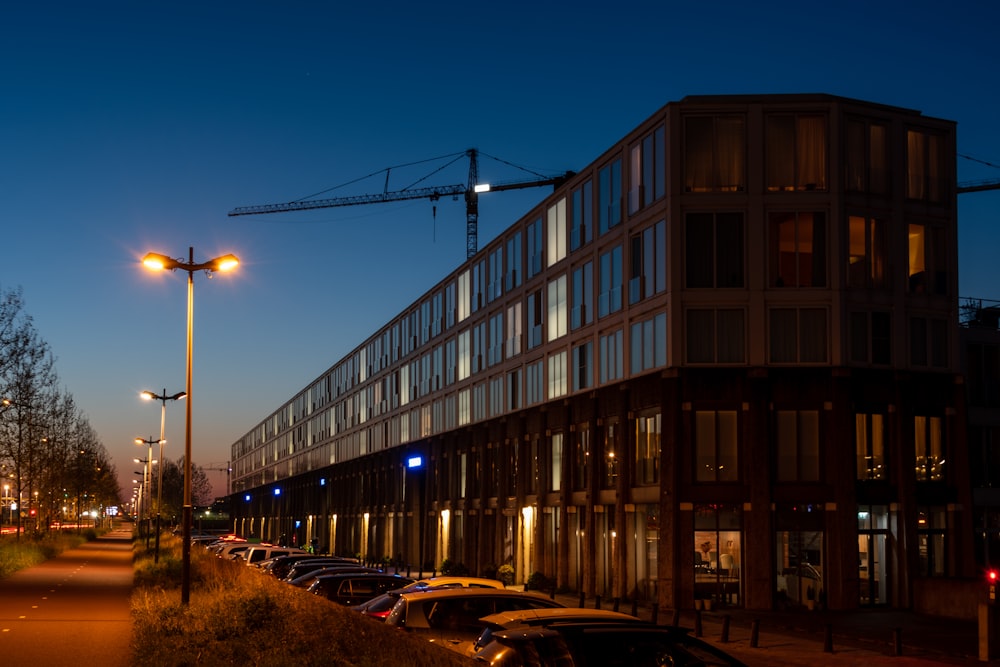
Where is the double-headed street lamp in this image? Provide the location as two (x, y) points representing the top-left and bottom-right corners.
(135, 436), (160, 547)
(141, 389), (185, 563)
(142, 247), (239, 605)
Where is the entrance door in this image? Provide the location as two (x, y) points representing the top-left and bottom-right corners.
(859, 531), (888, 605)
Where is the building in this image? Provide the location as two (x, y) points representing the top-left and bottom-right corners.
(229, 94), (974, 611)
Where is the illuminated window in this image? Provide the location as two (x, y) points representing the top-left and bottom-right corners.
(684, 115), (745, 193)
(766, 113), (827, 191)
(770, 211), (826, 287)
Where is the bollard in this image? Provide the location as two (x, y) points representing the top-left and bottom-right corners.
(550, 586), (556, 600)
(406, 565), (411, 577)
(579, 592), (586, 608)
(892, 627), (902, 656)
(595, 595), (602, 610)
(650, 603), (659, 625)
(671, 608), (680, 627)
(824, 623), (833, 653)
(750, 619), (760, 648)
(613, 597), (621, 612)
(721, 614), (731, 643)
(694, 609), (703, 637)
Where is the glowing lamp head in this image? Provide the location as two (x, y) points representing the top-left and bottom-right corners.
(989, 569), (999, 583)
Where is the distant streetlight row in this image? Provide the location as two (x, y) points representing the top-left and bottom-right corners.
(141, 247), (239, 605)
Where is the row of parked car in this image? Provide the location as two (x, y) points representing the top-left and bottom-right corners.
(196, 536), (747, 666)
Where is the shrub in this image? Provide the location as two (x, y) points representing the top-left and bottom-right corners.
(497, 563), (515, 586)
(439, 558), (469, 576)
(525, 570), (555, 592)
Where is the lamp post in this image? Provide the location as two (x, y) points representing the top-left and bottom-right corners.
(142, 247), (239, 605)
(135, 436), (159, 547)
(141, 390), (185, 562)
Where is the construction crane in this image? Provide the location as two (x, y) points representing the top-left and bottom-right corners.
(228, 148), (574, 259)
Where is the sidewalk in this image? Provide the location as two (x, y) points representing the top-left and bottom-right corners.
(546, 591), (997, 666)
(0, 526), (135, 666)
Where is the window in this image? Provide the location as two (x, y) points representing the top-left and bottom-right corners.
(686, 309), (745, 364)
(846, 118), (888, 195)
(766, 114), (827, 191)
(572, 341), (592, 391)
(505, 233), (522, 291)
(847, 215), (887, 289)
(472, 321), (486, 374)
(635, 411), (660, 485)
(547, 275), (568, 342)
(966, 342), (1000, 408)
(908, 223), (948, 295)
(550, 433), (563, 492)
(599, 329), (623, 383)
(445, 338), (456, 385)
(505, 303), (522, 359)
(684, 115), (745, 192)
(573, 426), (590, 491)
(489, 375), (504, 417)
(855, 412), (886, 480)
(488, 246), (503, 302)
(488, 312), (503, 367)
(507, 369), (521, 411)
(571, 262), (593, 330)
(457, 270), (471, 322)
(598, 245), (623, 317)
(527, 218), (543, 279)
(849, 311), (891, 365)
(525, 359), (544, 406)
(907, 129), (945, 203)
(598, 158), (622, 234)
(458, 330), (471, 381)
(769, 308), (827, 363)
(770, 212), (826, 287)
(685, 212), (744, 288)
(776, 409), (820, 482)
(630, 312), (666, 374)
(548, 351), (567, 399)
(547, 198), (567, 267)
(629, 219), (666, 304)
(695, 410), (738, 482)
(629, 125), (666, 214)
(917, 507), (947, 576)
(910, 316), (948, 368)
(602, 419), (620, 488)
(914, 415), (945, 481)
(471, 258), (486, 313)
(446, 283), (456, 329)
(571, 180), (593, 250)
(527, 290), (543, 349)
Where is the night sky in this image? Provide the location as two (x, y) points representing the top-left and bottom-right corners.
(1, 1), (997, 497)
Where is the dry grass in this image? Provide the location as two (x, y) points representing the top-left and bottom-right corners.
(131, 536), (472, 666)
(0, 531), (90, 579)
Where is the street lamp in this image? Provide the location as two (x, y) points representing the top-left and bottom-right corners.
(135, 436), (160, 547)
(142, 247), (239, 605)
(141, 389), (185, 563)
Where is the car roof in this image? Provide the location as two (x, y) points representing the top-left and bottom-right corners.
(409, 576), (505, 589)
(479, 607), (640, 628)
(398, 587), (557, 602)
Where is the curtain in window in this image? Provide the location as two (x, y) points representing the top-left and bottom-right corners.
(717, 117), (745, 191)
(797, 115), (826, 190)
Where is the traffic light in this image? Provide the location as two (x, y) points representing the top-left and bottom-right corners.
(988, 569), (999, 604)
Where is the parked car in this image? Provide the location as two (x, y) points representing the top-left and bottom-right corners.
(308, 572), (414, 606)
(215, 543), (255, 560)
(352, 575), (506, 621)
(384, 588), (564, 655)
(473, 622), (749, 667)
(287, 564), (380, 588)
(239, 545), (308, 566)
(265, 554), (358, 580)
(470, 608), (642, 656)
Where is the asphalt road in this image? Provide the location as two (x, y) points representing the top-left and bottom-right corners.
(0, 527), (133, 666)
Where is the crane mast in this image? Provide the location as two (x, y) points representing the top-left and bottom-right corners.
(229, 148), (573, 259)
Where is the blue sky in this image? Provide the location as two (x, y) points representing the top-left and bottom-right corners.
(2, 1), (998, 498)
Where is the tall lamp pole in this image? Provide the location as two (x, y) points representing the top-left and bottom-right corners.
(134, 437), (159, 548)
(141, 389), (185, 563)
(142, 247), (239, 605)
